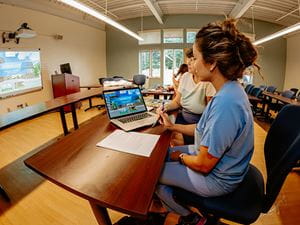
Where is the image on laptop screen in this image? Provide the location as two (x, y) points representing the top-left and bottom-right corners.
(104, 88), (147, 119)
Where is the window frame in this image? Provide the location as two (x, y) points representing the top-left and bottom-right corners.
(139, 49), (161, 78)
(138, 29), (161, 45)
(163, 29), (184, 44)
(186, 29), (199, 43)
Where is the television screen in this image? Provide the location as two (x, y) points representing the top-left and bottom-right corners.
(60, 63), (72, 74)
(0, 50), (42, 99)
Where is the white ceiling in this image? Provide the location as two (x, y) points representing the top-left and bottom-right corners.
(1, 0), (300, 29)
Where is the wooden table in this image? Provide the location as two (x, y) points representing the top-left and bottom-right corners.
(0, 88), (103, 135)
(80, 85), (104, 111)
(142, 89), (174, 100)
(261, 91), (300, 120)
(24, 115), (172, 224)
(80, 85), (102, 89)
(263, 91), (300, 105)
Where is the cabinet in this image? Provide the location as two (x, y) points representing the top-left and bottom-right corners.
(52, 73), (80, 112)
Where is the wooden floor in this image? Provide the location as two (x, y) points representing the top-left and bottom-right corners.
(0, 98), (299, 225)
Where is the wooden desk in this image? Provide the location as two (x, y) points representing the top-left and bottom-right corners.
(24, 115), (172, 224)
(247, 94), (262, 102)
(142, 89), (174, 100)
(80, 85), (102, 89)
(261, 91), (300, 120)
(263, 91), (300, 105)
(80, 85), (104, 111)
(0, 88), (103, 135)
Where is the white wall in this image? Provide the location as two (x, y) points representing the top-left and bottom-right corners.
(284, 33), (300, 90)
(0, 4), (106, 114)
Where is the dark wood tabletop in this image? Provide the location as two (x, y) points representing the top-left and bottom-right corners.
(24, 114), (172, 222)
(0, 88), (103, 130)
(80, 85), (102, 89)
(263, 91), (300, 105)
(247, 94), (262, 102)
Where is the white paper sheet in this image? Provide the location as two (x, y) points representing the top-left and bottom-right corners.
(96, 129), (160, 157)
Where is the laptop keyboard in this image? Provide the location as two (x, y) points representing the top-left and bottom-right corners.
(118, 112), (152, 124)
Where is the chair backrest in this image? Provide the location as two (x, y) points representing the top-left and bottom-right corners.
(133, 74), (146, 87)
(289, 88), (298, 98)
(263, 105), (300, 212)
(245, 84), (255, 94)
(266, 86), (277, 93)
(112, 75), (124, 79)
(99, 77), (114, 85)
(250, 87), (263, 98)
(259, 85), (267, 91)
(281, 90), (294, 99)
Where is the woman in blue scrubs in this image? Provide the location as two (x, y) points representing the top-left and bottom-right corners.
(156, 19), (259, 225)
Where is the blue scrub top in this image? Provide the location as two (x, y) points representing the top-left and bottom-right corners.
(193, 81), (254, 193)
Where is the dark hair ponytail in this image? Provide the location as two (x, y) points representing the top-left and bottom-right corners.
(195, 19), (259, 80)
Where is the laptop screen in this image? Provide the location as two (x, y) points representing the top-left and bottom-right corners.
(103, 88), (147, 119)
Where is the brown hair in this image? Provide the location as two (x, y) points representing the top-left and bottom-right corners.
(176, 63), (188, 76)
(186, 48), (194, 58)
(195, 19), (259, 80)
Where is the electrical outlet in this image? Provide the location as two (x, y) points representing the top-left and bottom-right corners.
(7, 108), (11, 112)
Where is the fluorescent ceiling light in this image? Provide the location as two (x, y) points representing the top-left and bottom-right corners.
(253, 22), (300, 45)
(59, 0), (143, 41)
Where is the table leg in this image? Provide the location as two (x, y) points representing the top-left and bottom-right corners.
(0, 184), (10, 201)
(84, 98), (93, 111)
(59, 107), (69, 135)
(89, 202), (112, 225)
(71, 103), (79, 130)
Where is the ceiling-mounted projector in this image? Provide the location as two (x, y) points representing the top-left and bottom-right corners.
(16, 23), (36, 38)
(2, 23), (36, 44)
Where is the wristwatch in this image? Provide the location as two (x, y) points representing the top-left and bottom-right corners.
(179, 153), (186, 165)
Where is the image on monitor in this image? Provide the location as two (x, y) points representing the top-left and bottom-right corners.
(0, 50), (42, 98)
(104, 88), (147, 119)
(60, 63), (72, 74)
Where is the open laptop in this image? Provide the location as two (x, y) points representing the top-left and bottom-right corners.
(103, 87), (158, 131)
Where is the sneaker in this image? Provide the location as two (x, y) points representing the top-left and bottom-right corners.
(177, 212), (207, 225)
(113, 216), (144, 225)
(146, 213), (166, 225)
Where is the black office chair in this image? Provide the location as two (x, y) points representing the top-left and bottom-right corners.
(290, 88), (298, 99)
(266, 85), (277, 93)
(244, 84), (255, 94)
(133, 74), (146, 89)
(258, 85), (267, 91)
(173, 104), (300, 225)
(249, 87), (263, 116)
(270, 90), (295, 113)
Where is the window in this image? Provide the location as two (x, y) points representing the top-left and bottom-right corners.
(163, 29), (184, 43)
(186, 29), (198, 43)
(163, 49), (184, 85)
(138, 30), (161, 45)
(139, 50), (161, 78)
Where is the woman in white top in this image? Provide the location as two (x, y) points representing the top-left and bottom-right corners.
(161, 48), (215, 145)
(173, 63), (188, 92)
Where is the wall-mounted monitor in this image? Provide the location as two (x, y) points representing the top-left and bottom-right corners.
(60, 63), (72, 74)
(0, 49), (42, 99)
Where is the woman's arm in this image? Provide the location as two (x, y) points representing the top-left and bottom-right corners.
(156, 92), (181, 113)
(158, 109), (196, 136)
(171, 146), (219, 174)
